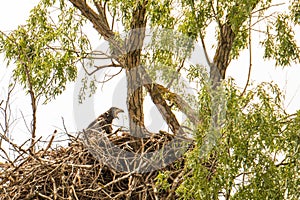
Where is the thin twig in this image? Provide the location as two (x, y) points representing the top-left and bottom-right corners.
(41, 130), (57, 157)
(241, 12), (253, 96)
(251, 2), (285, 15)
(95, 68), (123, 84)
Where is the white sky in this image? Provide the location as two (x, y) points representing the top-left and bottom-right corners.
(0, 0), (300, 146)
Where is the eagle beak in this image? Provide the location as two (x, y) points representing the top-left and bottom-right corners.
(115, 108), (124, 119)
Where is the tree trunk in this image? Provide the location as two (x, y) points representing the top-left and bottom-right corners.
(125, 1), (147, 137)
(126, 67), (145, 137)
(23, 64), (37, 154)
(211, 22), (235, 85)
(70, 0), (186, 136)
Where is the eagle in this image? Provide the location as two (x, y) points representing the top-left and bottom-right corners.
(87, 107), (124, 134)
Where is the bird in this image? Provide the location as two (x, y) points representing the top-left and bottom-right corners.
(86, 107), (124, 134)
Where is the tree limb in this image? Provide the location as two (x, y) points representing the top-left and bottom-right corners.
(153, 84), (200, 126)
(69, 0), (124, 59)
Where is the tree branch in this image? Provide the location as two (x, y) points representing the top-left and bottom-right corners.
(95, 68), (123, 84)
(251, 2), (285, 15)
(22, 63), (37, 154)
(241, 12), (253, 96)
(82, 63), (121, 76)
(153, 84), (200, 126)
(138, 67), (185, 135)
(69, 0), (124, 59)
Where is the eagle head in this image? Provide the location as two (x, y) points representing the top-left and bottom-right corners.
(108, 107), (124, 119)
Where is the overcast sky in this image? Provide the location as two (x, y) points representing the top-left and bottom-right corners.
(0, 0), (300, 146)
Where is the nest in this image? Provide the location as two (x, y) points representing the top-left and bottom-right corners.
(0, 130), (192, 200)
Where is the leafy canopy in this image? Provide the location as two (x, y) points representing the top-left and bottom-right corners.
(175, 79), (300, 199)
(1, 0), (299, 102)
(0, 0), (300, 199)
(0, 0), (91, 102)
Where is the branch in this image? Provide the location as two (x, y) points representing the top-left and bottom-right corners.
(0, 81), (18, 163)
(61, 117), (77, 140)
(83, 63), (121, 76)
(69, 0), (124, 59)
(41, 130), (57, 157)
(19, 111), (32, 136)
(251, 2), (285, 15)
(200, 32), (213, 68)
(153, 84), (200, 126)
(0, 131), (29, 163)
(166, 59), (185, 88)
(22, 63), (37, 154)
(0, 145), (12, 164)
(209, 0), (223, 32)
(95, 68), (123, 84)
(93, 0), (109, 30)
(189, 0), (218, 68)
(0, 81), (16, 139)
(241, 12), (253, 96)
(138, 67), (189, 135)
(251, 12), (279, 28)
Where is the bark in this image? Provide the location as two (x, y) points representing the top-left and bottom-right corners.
(144, 82), (182, 134)
(211, 1), (260, 83)
(211, 22), (235, 85)
(126, 69), (145, 137)
(139, 67), (185, 135)
(124, 1), (148, 137)
(23, 64), (37, 154)
(153, 84), (200, 126)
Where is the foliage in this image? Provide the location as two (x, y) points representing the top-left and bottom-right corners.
(179, 0), (300, 63)
(155, 171), (172, 192)
(290, 0), (300, 25)
(262, 14), (300, 66)
(0, 0), (90, 103)
(1, 0), (300, 199)
(1, 0), (299, 102)
(176, 80), (300, 199)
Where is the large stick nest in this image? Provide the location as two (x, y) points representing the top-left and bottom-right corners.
(0, 130), (192, 200)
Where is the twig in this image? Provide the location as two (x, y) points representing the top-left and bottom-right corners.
(61, 117), (77, 140)
(166, 59), (185, 89)
(83, 63), (121, 76)
(251, 12), (279, 28)
(41, 130), (57, 157)
(95, 68), (123, 84)
(241, 12), (253, 96)
(36, 192), (52, 200)
(51, 176), (58, 200)
(19, 111), (31, 134)
(200, 32), (213, 68)
(251, 2), (285, 15)
(209, 0), (223, 35)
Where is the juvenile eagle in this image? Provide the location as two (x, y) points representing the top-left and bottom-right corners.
(87, 107), (124, 134)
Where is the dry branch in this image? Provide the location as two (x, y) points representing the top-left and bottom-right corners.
(0, 130), (191, 200)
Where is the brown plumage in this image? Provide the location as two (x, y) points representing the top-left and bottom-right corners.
(87, 107), (124, 134)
